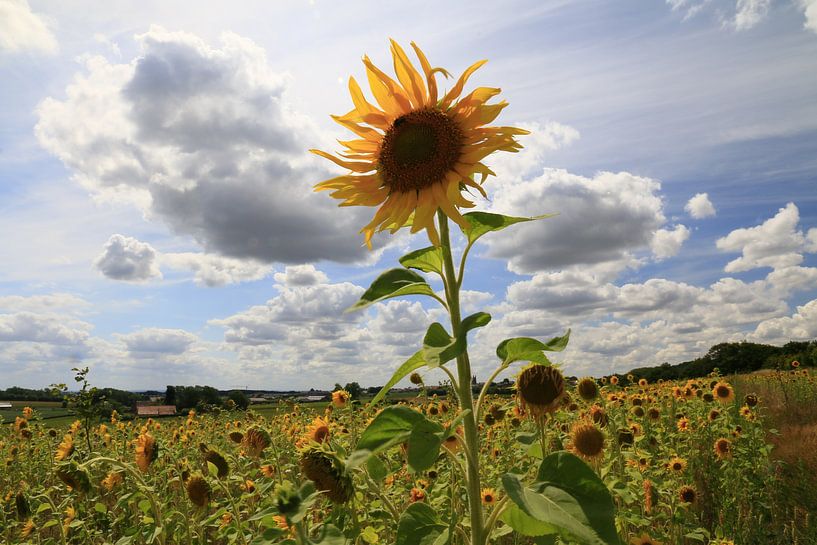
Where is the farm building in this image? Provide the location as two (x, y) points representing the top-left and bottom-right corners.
(0, 401), (12, 409)
(133, 401), (176, 416)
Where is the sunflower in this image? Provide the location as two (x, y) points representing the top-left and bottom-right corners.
(302, 417), (331, 445)
(569, 421), (605, 460)
(516, 364), (566, 422)
(300, 446), (353, 504)
(101, 471), (123, 492)
(678, 485), (697, 505)
(186, 473), (211, 508)
(331, 390), (351, 409)
(55, 434), (74, 461)
(135, 433), (158, 472)
(481, 488), (498, 505)
(714, 437), (732, 460)
(629, 532), (663, 545)
(576, 377), (599, 401)
(241, 427), (271, 458)
(667, 457), (688, 473)
(312, 40), (528, 247)
(712, 381), (735, 404)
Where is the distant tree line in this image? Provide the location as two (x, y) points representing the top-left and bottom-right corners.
(627, 340), (816, 383)
(164, 385), (249, 412)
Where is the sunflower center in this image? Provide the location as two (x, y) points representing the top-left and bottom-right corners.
(378, 108), (464, 193)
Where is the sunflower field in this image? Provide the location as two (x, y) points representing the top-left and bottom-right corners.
(2, 369), (815, 545)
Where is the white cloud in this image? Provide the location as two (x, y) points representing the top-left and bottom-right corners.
(35, 26), (384, 266)
(752, 298), (817, 343)
(483, 168), (666, 274)
(117, 328), (198, 357)
(0, 293), (89, 314)
(0, 0), (58, 54)
(716, 203), (817, 272)
(94, 234), (161, 282)
(800, 0), (817, 33)
(162, 253), (272, 287)
(651, 224), (690, 260)
(272, 264), (329, 287)
(732, 0), (771, 30)
(0, 311), (91, 345)
(685, 192), (716, 219)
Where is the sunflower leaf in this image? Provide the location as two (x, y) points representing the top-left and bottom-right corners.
(422, 323), (462, 368)
(399, 246), (444, 275)
(348, 268), (437, 312)
(368, 350), (425, 406)
(461, 211), (556, 245)
(396, 503), (447, 545)
(496, 330), (570, 365)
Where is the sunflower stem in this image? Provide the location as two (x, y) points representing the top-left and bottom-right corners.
(437, 210), (485, 545)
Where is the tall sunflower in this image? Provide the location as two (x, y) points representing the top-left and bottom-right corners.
(312, 40), (528, 247)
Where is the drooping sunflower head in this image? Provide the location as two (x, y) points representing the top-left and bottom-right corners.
(713, 437), (732, 460)
(312, 40), (528, 247)
(241, 427), (271, 458)
(135, 433), (158, 473)
(678, 485), (697, 505)
(56, 462), (92, 494)
(186, 473), (211, 508)
(299, 445), (353, 504)
(516, 364), (566, 421)
(203, 449), (230, 479)
(569, 421), (605, 460)
(576, 377), (599, 401)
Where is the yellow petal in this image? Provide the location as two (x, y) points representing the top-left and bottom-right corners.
(310, 149), (375, 173)
(410, 41), (438, 105)
(330, 116), (383, 143)
(390, 39), (427, 108)
(441, 59), (488, 109)
(431, 181), (467, 226)
(411, 189), (437, 234)
(363, 56), (413, 115)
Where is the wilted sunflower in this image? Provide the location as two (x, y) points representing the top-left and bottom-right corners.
(56, 462), (91, 493)
(55, 434), (74, 461)
(569, 421), (605, 460)
(678, 485), (697, 505)
(629, 533), (663, 545)
(576, 377), (599, 401)
(516, 364), (566, 422)
(714, 437), (732, 460)
(242, 427), (271, 458)
(135, 433), (158, 472)
(299, 446), (353, 504)
(203, 449), (230, 479)
(312, 40), (528, 247)
(186, 473), (211, 508)
(101, 471), (123, 492)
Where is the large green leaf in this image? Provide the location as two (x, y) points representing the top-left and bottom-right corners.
(500, 504), (557, 537)
(461, 211), (555, 245)
(407, 419), (443, 472)
(349, 269), (436, 312)
(399, 246), (444, 275)
(396, 503), (446, 545)
(502, 452), (619, 545)
(496, 330), (570, 365)
(535, 452), (618, 544)
(355, 406), (424, 453)
(368, 351), (426, 406)
(422, 323), (462, 368)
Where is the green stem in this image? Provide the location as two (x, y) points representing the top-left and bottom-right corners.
(213, 478), (248, 545)
(483, 496), (510, 539)
(437, 210), (485, 545)
(475, 363), (509, 420)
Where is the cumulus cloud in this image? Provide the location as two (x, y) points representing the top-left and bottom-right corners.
(94, 234), (161, 282)
(117, 328), (198, 357)
(162, 253), (272, 287)
(800, 0), (817, 33)
(35, 26), (383, 266)
(0, 293), (89, 314)
(272, 264), (329, 287)
(0, 0), (58, 54)
(685, 192), (716, 219)
(752, 298), (817, 343)
(483, 169), (668, 274)
(651, 224), (690, 260)
(716, 203), (817, 272)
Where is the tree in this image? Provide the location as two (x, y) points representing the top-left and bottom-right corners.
(165, 385), (176, 406)
(227, 390), (250, 410)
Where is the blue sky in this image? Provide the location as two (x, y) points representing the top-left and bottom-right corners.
(1, 0), (815, 390)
